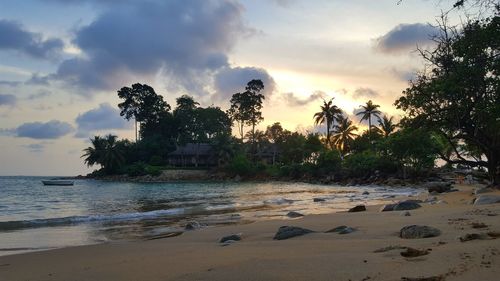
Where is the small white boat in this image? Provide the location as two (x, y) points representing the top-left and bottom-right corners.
(42, 180), (74, 186)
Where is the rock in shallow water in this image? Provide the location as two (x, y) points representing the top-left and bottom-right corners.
(273, 226), (314, 240)
(185, 221), (201, 230)
(348, 205), (366, 212)
(286, 211), (304, 218)
(400, 225), (441, 239)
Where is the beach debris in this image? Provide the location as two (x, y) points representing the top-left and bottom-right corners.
(185, 221), (202, 230)
(313, 198), (326, 202)
(400, 247), (430, 258)
(348, 205), (366, 212)
(401, 275), (444, 281)
(219, 233), (242, 244)
(394, 201), (422, 211)
(401, 211), (411, 216)
(362, 191), (370, 195)
(325, 225), (356, 234)
(273, 226), (314, 240)
(400, 225), (441, 239)
(424, 181), (452, 193)
(373, 245), (406, 253)
(380, 204), (397, 212)
(147, 231), (183, 240)
(286, 211), (304, 218)
(473, 195), (500, 205)
(458, 232), (498, 242)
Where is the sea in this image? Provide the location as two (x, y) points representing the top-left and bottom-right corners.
(0, 176), (422, 256)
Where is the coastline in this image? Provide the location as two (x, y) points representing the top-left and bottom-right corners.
(1, 184), (499, 281)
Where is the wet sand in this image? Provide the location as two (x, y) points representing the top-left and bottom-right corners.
(1, 184), (499, 281)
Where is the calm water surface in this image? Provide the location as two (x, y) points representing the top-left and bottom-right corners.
(0, 176), (422, 256)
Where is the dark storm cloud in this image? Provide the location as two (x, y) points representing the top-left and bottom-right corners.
(352, 88), (380, 100)
(16, 120), (74, 139)
(0, 19), (64, 59)
(0, 94), (17, 106)
(213, 66), (275, 100)
(75, 103), (131, 138)
(283, 91), (327, 107)
(54, 0), (251, 94)
(375, 23), (439, 54)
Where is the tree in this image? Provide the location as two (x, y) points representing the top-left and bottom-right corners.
(395, 11), (500, 186)
(313, 98), (342, 148)
(356, 100), (382, 147)
(376, 115), (397, 138)
(173, 95), (199, 144)
(118, 83), (170, 141)
(82, 134), (126, 173)
(228, 79), (265, 142)
(331, 115), (358, 156)
(195, 106), (232, 142)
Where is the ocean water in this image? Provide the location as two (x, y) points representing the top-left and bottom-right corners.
(0, 176), (421, 256)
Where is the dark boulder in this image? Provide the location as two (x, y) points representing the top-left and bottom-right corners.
(313, 198), (326, 202)
(348, 205), (366, 212)
(400, 225), (441, 239)
(424, 182), (452, 193)
(393, 201), (422, 211)
(286, 211), (304, 218)
(473, 195), (500, 205)
(380, 204), (397, 212)
(273, 226), (314, 240)
(326, 225), (356, 234)
(219, 234), (242, 243)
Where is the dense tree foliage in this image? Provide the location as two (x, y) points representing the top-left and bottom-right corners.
(395, 10), (500, 185)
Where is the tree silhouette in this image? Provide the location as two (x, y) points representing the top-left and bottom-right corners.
(118, 83), (170, 141)
(356, 100), (382, 147)
(376, 115), (397, 138)
(331, 115), (358, 156)
(313, 98), (342, 148)
(82, 134), (126, 173)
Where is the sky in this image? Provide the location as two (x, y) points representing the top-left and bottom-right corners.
(0, 0), (464, 176)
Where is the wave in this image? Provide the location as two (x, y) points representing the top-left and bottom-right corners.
(0, 208), (184, 231)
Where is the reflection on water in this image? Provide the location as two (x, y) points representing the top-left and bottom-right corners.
(0, 176), (422, 256)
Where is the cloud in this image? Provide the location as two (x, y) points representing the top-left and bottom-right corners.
(27, 90), (52, 100)
(21, 143), (48, 153)
(213, 66), (275, 100)
(0, 94), (17, 106)
(375, 23), (439, 54)
(0, 19), (64, 59)
(53, 0), (251, 94)
(75, 103), (131, 138)
(352, 88), (380, 100)
(16, 120), (73, 139)
(390, 67), (417, 82)
(282, 91), (327, 107)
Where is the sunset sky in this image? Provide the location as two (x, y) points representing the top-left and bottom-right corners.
(0, 0), (463, 176)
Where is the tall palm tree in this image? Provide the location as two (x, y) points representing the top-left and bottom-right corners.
(377, 115), (397, 137)
(331, 116), (358, 155)
(356, 100), (382, 146)
(82, 136), (106, 167)
(314, 98), (342, 148)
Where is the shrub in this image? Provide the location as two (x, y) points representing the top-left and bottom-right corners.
(226, 154), (255, 176)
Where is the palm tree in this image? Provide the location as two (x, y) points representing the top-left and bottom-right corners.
(377, 115), (397, 137)
(82, 136), (106, 167)
(331, 116), (358, 155)
(356, 100), (382, 146)
(313, 98), (342, 148)
(82, 134), (125, 173)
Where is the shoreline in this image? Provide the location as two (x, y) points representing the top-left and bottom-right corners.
(1, 184), (499, 280)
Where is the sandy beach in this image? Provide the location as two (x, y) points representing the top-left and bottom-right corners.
(1, 184), (499, 281)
